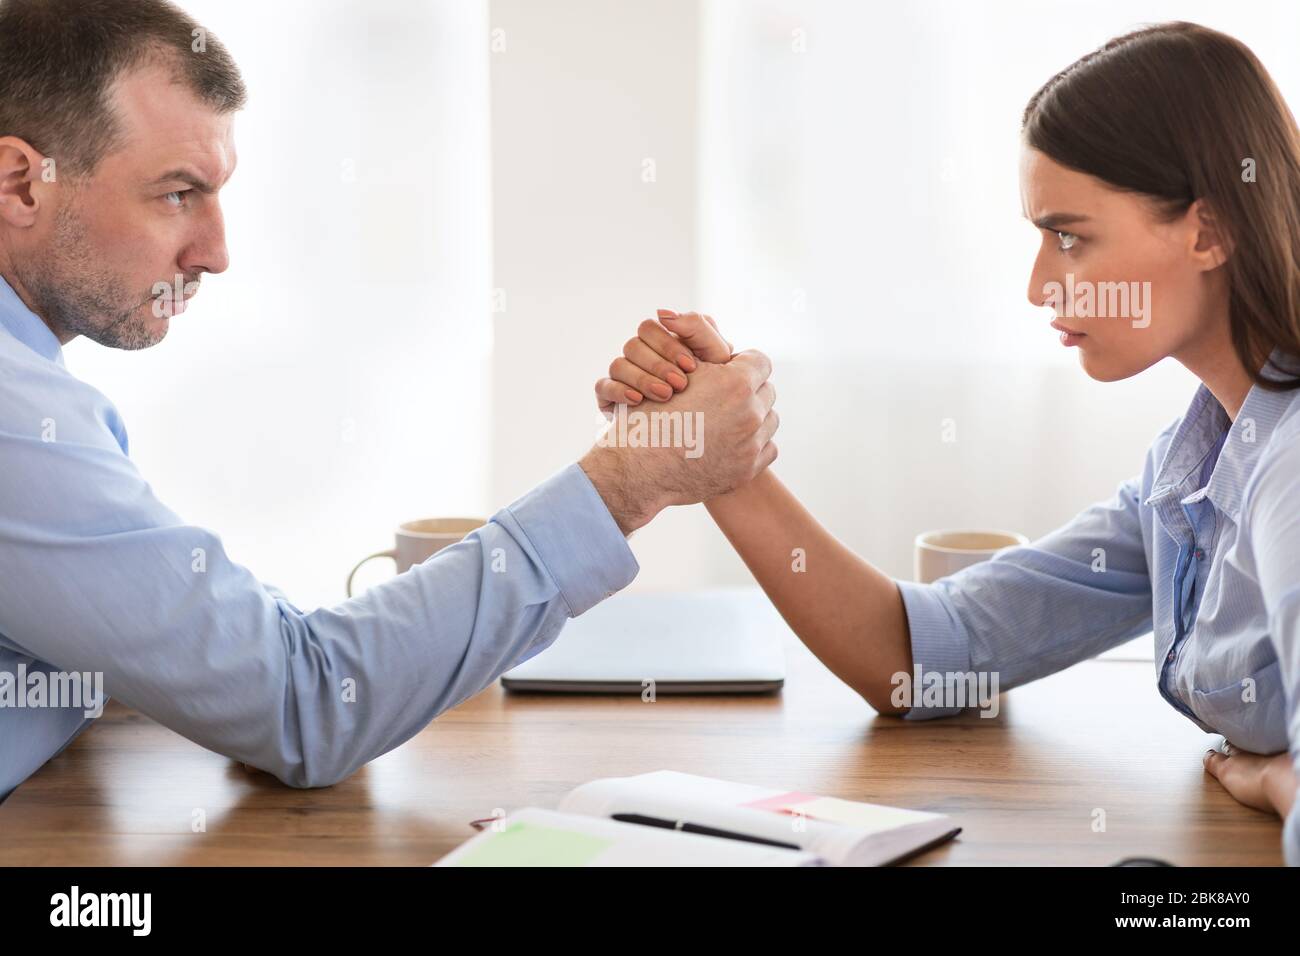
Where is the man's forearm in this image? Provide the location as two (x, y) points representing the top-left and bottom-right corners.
(704, 470), (913, 711)
(579, 445), (667, 536)
(0, 448), (638, 793)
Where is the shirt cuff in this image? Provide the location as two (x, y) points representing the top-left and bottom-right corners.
(896, 579), (974, 721)
(504, 462), (640, 617)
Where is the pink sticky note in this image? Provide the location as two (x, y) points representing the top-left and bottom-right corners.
(740, 791), (819, 814)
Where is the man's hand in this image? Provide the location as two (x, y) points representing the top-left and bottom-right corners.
(1203, 745), (1298, 818)
(594, 309), (734, 415)
(581, 335), (777, 535)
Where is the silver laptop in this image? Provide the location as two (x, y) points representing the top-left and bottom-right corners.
(501, 588), (787, 694)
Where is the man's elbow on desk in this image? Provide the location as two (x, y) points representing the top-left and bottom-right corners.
(242, 759), (354, 791)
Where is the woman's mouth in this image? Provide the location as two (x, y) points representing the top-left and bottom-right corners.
(1050, 318), (1086, 347)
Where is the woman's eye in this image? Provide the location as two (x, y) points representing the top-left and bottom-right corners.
(1056, 231), (1079, 252)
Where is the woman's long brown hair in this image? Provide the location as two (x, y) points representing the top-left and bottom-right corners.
(1023, 21), (1300, 390)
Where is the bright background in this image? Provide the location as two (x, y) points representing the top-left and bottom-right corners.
(64, 0), (1300, 617)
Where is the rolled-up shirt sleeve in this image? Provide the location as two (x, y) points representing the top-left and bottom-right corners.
(898, 475), (1154, 720)
(895, 580), (973, 719)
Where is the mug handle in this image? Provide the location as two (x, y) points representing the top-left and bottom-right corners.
(346, 549), (398, 597)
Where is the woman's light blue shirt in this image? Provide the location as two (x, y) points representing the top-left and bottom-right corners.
(900, 365), (1300, 865)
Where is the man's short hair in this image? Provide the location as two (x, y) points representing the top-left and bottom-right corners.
(0, 0), (245, 175)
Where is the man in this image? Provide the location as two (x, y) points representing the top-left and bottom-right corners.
(0, 0), (778, 793)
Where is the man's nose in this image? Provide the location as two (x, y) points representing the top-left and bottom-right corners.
(180, 206), (230, 277)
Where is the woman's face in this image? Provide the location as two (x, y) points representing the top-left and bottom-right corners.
(1019, 146), (1227, 382)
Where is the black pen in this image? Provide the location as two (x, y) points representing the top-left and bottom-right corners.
(611, 813), (801, 850)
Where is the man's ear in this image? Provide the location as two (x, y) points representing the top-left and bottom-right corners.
(1187, 198), (1231, 272)
(0, 136), (48, 228)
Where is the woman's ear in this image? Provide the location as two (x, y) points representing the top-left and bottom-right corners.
(0, 137), (46, 229)
(1187, 198), (1232, 271)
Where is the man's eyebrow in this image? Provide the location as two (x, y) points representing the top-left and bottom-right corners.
(148, 169), (217, 193)
(1029, 212), (1091, 230)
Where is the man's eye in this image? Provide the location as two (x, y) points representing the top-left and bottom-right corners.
(163, 190), (189, 206)
(1056, 231), (1079, 252)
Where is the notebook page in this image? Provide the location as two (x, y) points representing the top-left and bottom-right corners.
(434, 808), (822, 866)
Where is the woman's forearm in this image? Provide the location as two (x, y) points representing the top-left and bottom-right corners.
(704, 469), (912, 712)
(1266, 754), (1299, 819)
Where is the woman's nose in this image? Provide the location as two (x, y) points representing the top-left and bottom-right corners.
(1026, 250), (1051, 308)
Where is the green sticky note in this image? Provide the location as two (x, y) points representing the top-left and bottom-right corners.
(451, 821), (613, 867)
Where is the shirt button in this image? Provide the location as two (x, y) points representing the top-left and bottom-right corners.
(1194, 549), (1205, 560)
(1167, 651), (1175, 662)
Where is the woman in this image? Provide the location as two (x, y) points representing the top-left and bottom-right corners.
(594, 22), (1300, 863)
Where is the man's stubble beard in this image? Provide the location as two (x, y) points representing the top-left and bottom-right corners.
(14, 199), (166, 351)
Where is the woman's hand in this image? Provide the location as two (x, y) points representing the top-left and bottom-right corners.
(594, 309), (735, 415)
(1203, 744), (1298, 818)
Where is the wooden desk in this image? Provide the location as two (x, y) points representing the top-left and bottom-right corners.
(0, 635), (1282, 865)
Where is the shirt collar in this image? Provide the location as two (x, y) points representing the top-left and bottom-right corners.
(1147, 357), (1297, 521)
(0, 272), (65, 366)
(1203, 372), (1295, 519)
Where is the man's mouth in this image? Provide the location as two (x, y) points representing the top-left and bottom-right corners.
(146, 281), (199, 317)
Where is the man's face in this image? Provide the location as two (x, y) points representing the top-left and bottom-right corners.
(15, 59), (236, 349)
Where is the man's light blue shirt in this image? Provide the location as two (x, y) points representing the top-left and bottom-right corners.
(899, 361), (1300, 865)
(0, 275), (638, 794)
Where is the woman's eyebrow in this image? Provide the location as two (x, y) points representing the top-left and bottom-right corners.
(1031, 212), (1091, 230)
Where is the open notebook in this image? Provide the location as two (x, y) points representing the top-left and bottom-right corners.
(436, 770), (960, 867)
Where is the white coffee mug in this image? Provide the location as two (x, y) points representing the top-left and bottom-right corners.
(347, 517), (486, 596)
(914, 529), (1029, 584)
